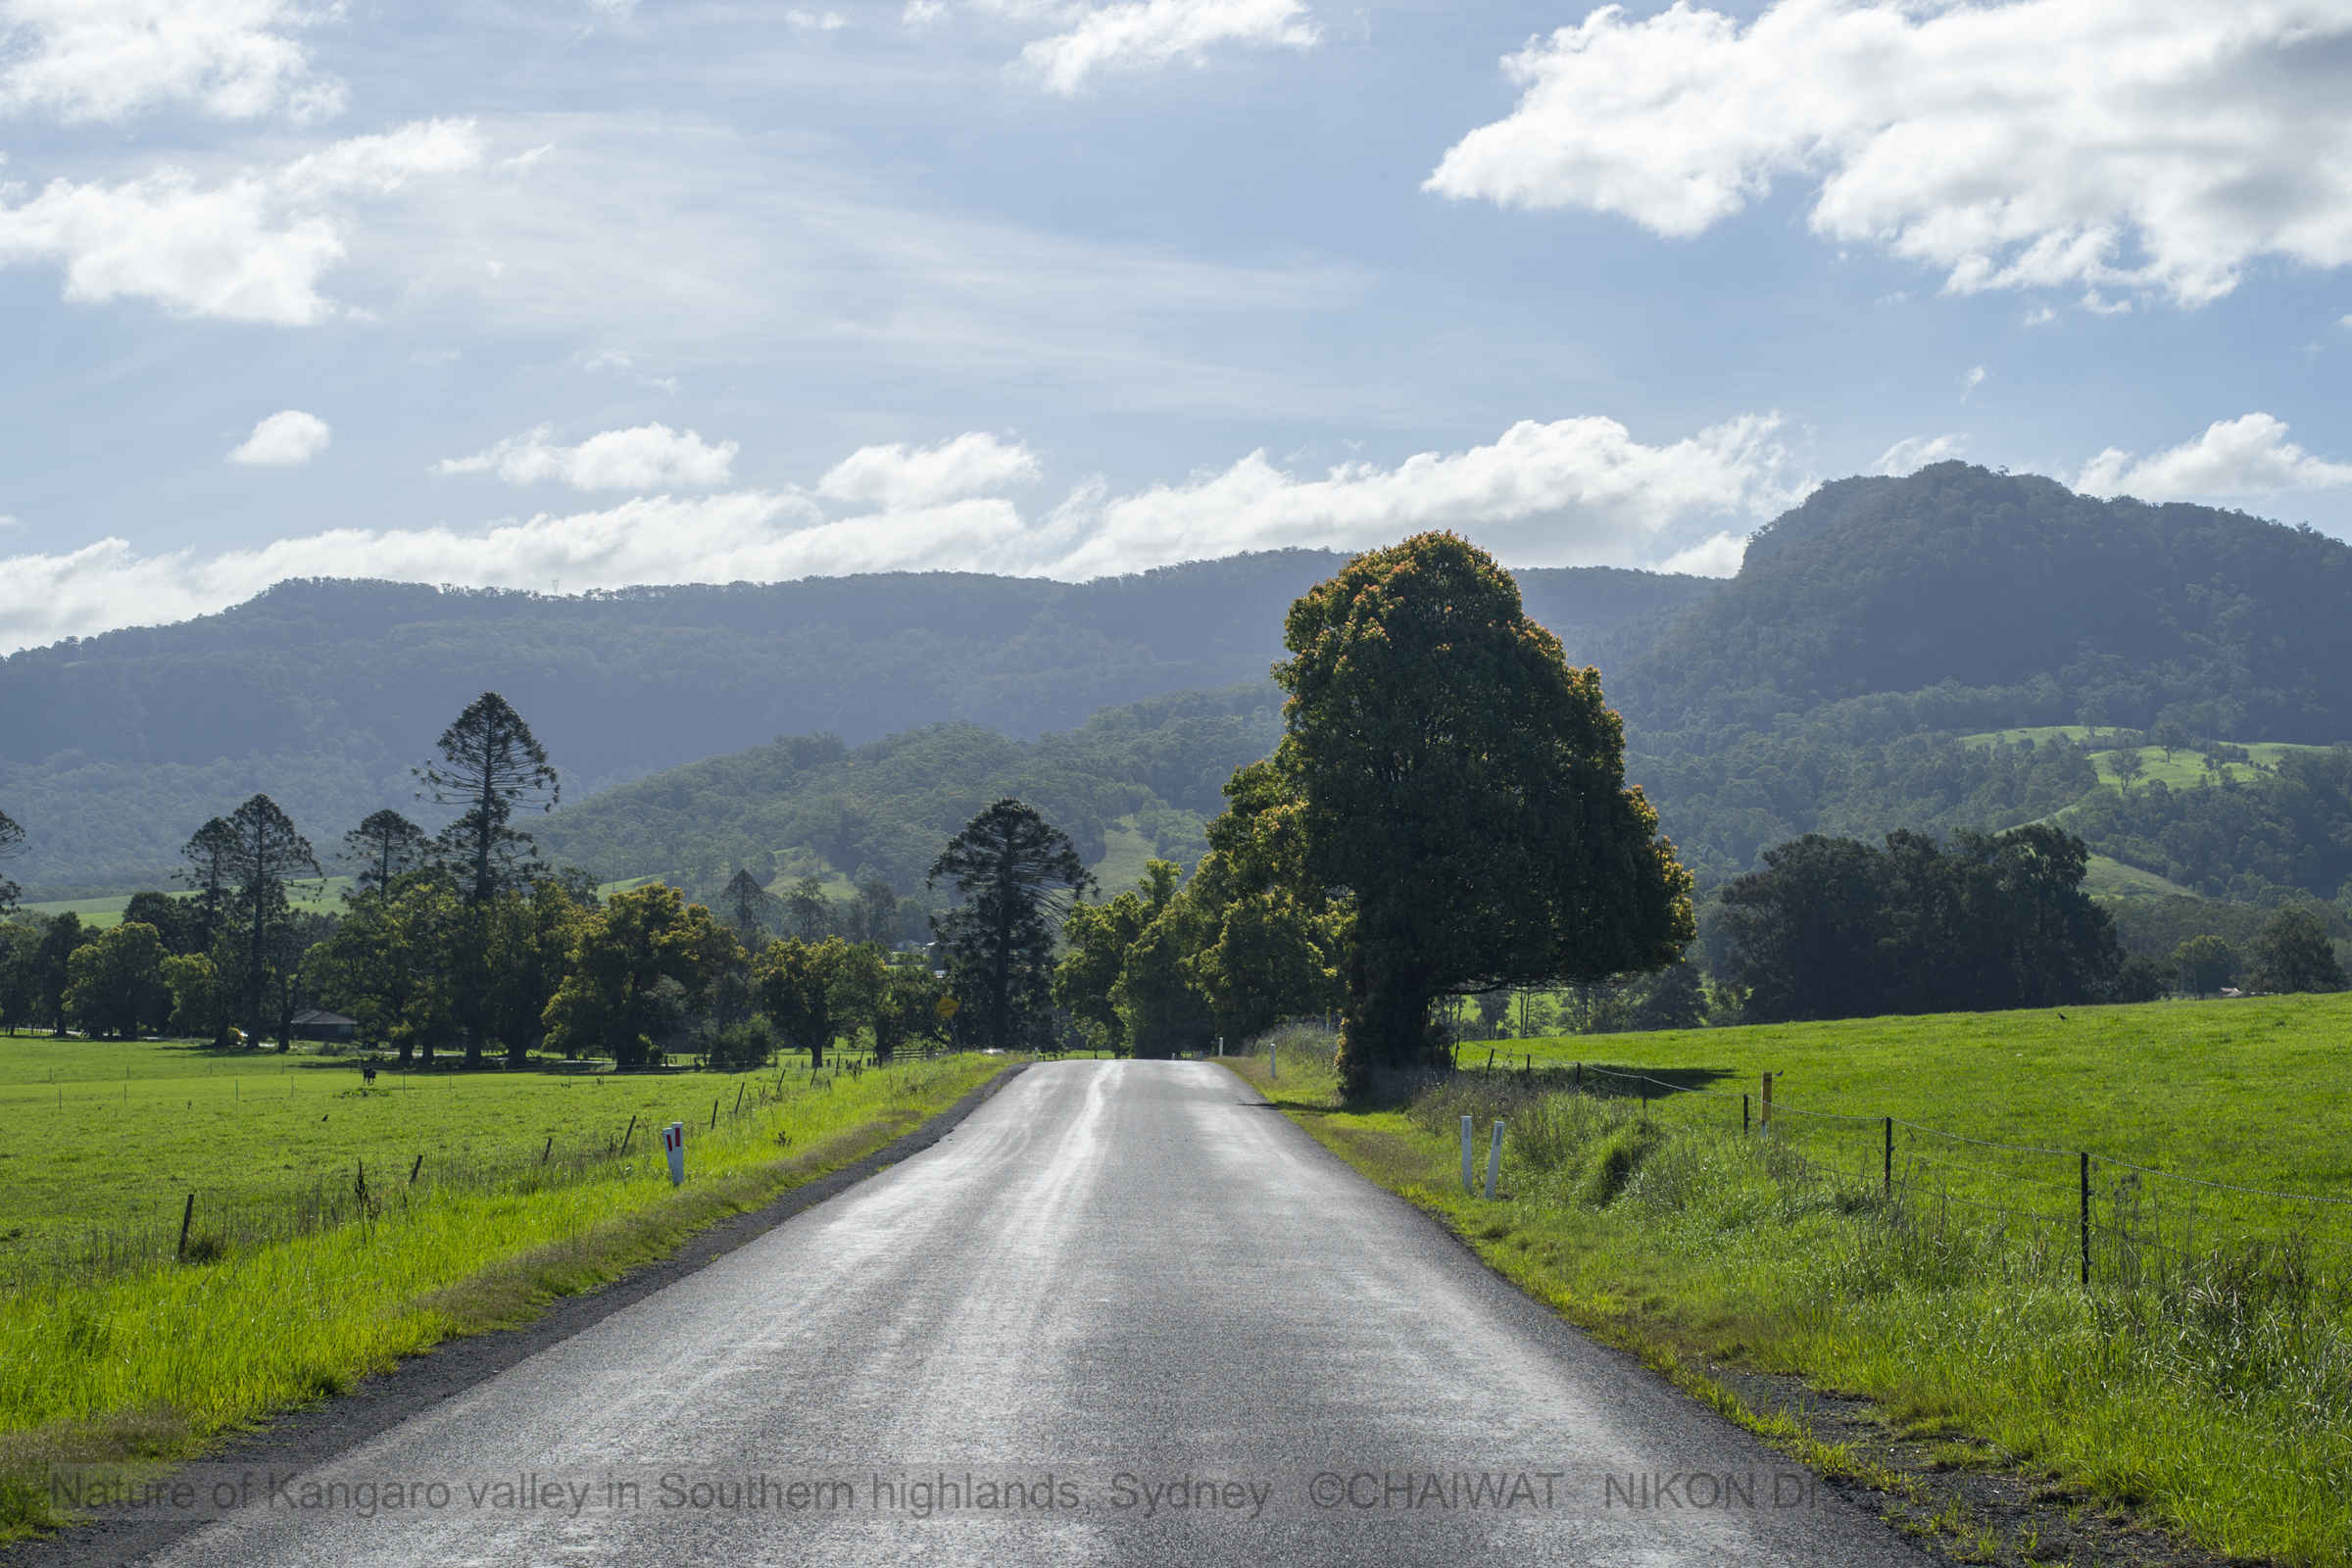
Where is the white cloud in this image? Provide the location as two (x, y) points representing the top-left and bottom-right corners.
(434, 422), (739, 492)
(904, 0), (948, 23)
(1962, 365), (1987, 400)
(1, 413), (1806, 652)
(817, 432), (1041, 509)
(227, 409), (329, 466)
(1425, 1), (2352, 309)
(1655, 531), (1746, 577)
(1017, 0), (1318, 93)
(2024, 305), (2057, 326)
(0, 119), (484, 324)
(0, 0), (343, 123)
(1043, 413), (1808, 577)
(2076, 414), (2352, 502)
(2339, 313), (2352, 330)
(786, 9), (847, 30)
(1875, 434), (1964, 475)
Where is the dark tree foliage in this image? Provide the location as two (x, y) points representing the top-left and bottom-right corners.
(345, 808), (432, 896)
(417, 692), (560, 906)
(122, 890), (204, 955)
(1720, 825), (2122, 1022)
(2249, 906), (2347, 994)
(2064, 748), (2352, 902)
(176, 815), (239, 953)
(32, 912), (83, 1035)
(719, 868), (778, 946)
(219, 794), (321, 1038)
(0, 808), (22, 917)
(1269, 534), (1693, 1090)
(928, 800), (1094, 1053)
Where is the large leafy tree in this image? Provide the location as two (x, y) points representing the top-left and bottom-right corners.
(214, 795), (321, 1039)
(308, 870), (461, 1065)
(63, 922), (171, 1040)
(751, 935), (870, 1068)
(121, 891), (204, 955)
(31, 912), (84, 1035)
(416, 692), (560, 906)
(345, 808), (432, 897)
(543, 884), (736, 1066)
(483, 874), (596, 1066)
(2250, 906), (2346, 994)
(1054, 860), (1181, 1054)
(928, 799), (1094, 1053)
(1265, 534), (1693, 1090)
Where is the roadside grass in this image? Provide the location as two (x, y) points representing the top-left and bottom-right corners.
(0, 1035), (912, 1255)
(0, 1053), (1006, 1543)
(1224, 1029), (2352, 1566)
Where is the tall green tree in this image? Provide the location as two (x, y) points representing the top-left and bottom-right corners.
(2171, 934), (2238, 996)
(482, 875), (594, 1066)
(0, 922), (42, 1033)
(1262, 534), (1692, 1090)
(176, 815), (239, 953)
(752, 935), (871, 1068)
(31, 912), (84, 1035)
(345, 808), (432, 897)
(216, 795), (320, 1039)
(308, 870), (460, 1065)
(2249, 906), (2346, 994)
(854, 876), (901, 947)
(543, 884), (735, 1066)
(871, 957), (948, 1063)
(1054, 860), (1181, 1054)
(416, 692), (560, 906)
(718, 868), (778, 948)
(785, 875), (830, 941)
(928, 800), (1094, 1054)
(162, 951), (227, 1046)
(63, 922), (172, 1040)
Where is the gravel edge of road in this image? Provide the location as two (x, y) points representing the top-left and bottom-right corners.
(1, 1061), (1032, 1568)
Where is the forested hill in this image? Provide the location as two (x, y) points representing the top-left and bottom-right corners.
(0, 554), (1705, 894)
(536, 685), (1287, 893)
(1617, 463), (2352, 744)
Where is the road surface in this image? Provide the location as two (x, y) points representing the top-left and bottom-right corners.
(134, 1060), (1926, 1566)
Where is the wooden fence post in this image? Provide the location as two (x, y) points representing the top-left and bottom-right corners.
(2080, 1152), (2091, 1288)
(409, 1153), (424, 1185)
(177, 1192), (195, 1261)
(621, 1113), (637, 1152)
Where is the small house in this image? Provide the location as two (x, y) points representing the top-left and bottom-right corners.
(290, 1008), (360, 1044)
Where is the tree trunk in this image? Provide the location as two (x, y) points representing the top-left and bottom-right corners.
(1335, 950), (1437, 1098)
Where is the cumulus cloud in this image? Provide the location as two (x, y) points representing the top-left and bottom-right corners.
(434, 422), (739, 492)
(786, 9), (847, 29)
(1875, 434), (1964, 475)
(2076, 414), (2352, 502)
(0, 119), (484, 323)
(1016, 0), (1318, 93)
(1043, 413), (1808, 577)
(1, 413), (1806, 652)
(227, 409), (330, 466)
(1426, 0), (2352, 309)
(816, 432), (1041, 509)
(0, 0), (343, 123)
(1656, 531), (1746, 577)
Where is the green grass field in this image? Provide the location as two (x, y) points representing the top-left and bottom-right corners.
(1247, 994), (2352, 1565)
(24, 875), (669, 931)
(0, 1042), (1009, 1541)
(1457, 994), (2352, 1198)
(0, 1036), (915, 1257)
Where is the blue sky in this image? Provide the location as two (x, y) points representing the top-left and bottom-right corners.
(2, 0), (2349, 650)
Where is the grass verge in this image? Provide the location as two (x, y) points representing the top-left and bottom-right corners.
(1225, 1047), (2351, 1567)
(0, 1054), (1007, 1544)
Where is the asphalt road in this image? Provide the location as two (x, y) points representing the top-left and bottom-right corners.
(134, 1060), (1928, 1566)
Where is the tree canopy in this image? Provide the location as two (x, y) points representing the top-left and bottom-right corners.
(1265, 533), (1693, 1089)
(929, 799), (1093, 1053)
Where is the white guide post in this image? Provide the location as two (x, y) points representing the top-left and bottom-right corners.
(1484, 1120), (1504, 1200)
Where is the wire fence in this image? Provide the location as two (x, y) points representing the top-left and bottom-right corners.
(2, 1050), (964, 1291)
(1446, 1054), (2351, 1298)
